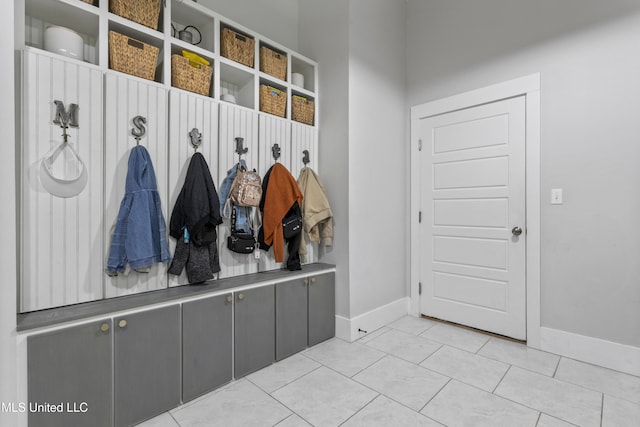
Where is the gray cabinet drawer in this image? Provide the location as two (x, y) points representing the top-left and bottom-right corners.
(182, 294), (233, 402)
(114, 305), (181, 426)
(276, 279), (308, 361)
(234, 286), (275, 378)
(308, 272), (336, 346)
(28, 320), (113, 427)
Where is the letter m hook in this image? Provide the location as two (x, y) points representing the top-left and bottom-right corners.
(53, 100), (79, 128)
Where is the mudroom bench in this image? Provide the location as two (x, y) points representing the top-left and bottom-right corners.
(18, 263), (336, 427)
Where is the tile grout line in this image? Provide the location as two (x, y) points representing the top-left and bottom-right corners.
(476, 336), (492, 354)
(349, 354), (449, 417)
(416, 342), (444, 366)
(418, 345), (512, 394)
(335, 392), (381, 427)
(492, 363), (513, 394)
(490, 376), (587, 427)
(552, 356), (562, 377)
(534, 411), (541, 427)
(600, 393), (604, 427)
(306, 344), (450, 423)
(304, 340), (388, 378)
(262, 363), (325, 427)
(267, 393), (314, 427)
(169, 411), (181, 427)
(265, 363), (325, 395)
(552, 357), (640, 404)
(272, 413), (298, 426)
(418, 377), (452, 414)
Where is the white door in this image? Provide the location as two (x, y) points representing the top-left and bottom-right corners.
(418, 96), (526, 340)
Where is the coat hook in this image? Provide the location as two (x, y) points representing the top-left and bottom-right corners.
(272, 143), (281, 161)
(235, 137), (248, 159)
(302, 149), (310, 166)
(189, 128), (202, 152)
(131, 116), (147, 145)
(53, 100), (79, 129)
(53, 100), (79, 145)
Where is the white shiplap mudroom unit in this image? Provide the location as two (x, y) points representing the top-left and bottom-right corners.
(3, 0), (640, 426)
(19, 0), (321, 312)
(11, 0), (335, 426)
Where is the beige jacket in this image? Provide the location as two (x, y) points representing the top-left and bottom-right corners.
(297, 167), (333, 262)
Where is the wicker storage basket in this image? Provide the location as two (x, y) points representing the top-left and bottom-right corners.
(109, 31), (159, 81)
(171, 54), (212, 97)
(221, 27), (255, 68)
(260, 85), (286, 118)
(110, 0), (161, 30)
(292, 95), (314, 125)
(81, 0), (94, 5)
(260, 46), (287, 81)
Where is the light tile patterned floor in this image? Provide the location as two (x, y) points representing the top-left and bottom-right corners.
(138, 316), (640, 427)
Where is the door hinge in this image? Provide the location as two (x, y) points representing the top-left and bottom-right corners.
(419, 282), (422, 295)
(418, 211), (422, 223)
(418, 139), (423, 151)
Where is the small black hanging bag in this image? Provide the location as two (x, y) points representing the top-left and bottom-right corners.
(227, 207), (256, 254)
(282, 202), (303, 239)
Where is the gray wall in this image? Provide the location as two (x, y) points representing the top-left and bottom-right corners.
(298, 0), (351, 318)
(347, 0), (407, 317)
(299, 0), (407, 320)
(406, 0), (640, 347)
(199, 0), (299, 49)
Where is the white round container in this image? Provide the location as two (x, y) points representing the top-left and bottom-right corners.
(221, 94), (237, 104)
(44, 26), (84, 61)
(292, 72), (305, 88)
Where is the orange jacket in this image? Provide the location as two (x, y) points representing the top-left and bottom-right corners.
(262, 163), (303, 262)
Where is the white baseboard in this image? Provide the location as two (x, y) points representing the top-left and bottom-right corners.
(540, 327), (640, 377)
(334, 297), (409, 342)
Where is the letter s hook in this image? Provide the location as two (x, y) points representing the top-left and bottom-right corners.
(131, 116), (147, 143)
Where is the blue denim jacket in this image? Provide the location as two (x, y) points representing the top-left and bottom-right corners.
(219, 160), (253, 233)
(106, 145), (171, 274)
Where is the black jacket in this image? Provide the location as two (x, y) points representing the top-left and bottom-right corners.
(169, 153), (222, 246)
(168, 153), (222, 283)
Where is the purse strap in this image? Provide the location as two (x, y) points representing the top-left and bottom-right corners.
(230, 206), (237, 233)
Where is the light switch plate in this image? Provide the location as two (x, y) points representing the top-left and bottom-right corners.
(551, 188), (563, 205)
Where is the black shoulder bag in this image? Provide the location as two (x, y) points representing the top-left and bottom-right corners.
(227, 207), (256, 254)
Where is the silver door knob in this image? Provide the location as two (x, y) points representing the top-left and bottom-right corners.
(512, 226), (523, 236)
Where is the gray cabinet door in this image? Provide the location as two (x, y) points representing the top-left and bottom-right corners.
(308, 272), (336, 346)
(28, 320), (113, 427)
(182, 293), (233, 402)
(234, 285), (275, 378)
(276, 279), (308, 361)
(114, 305), (181, 427)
